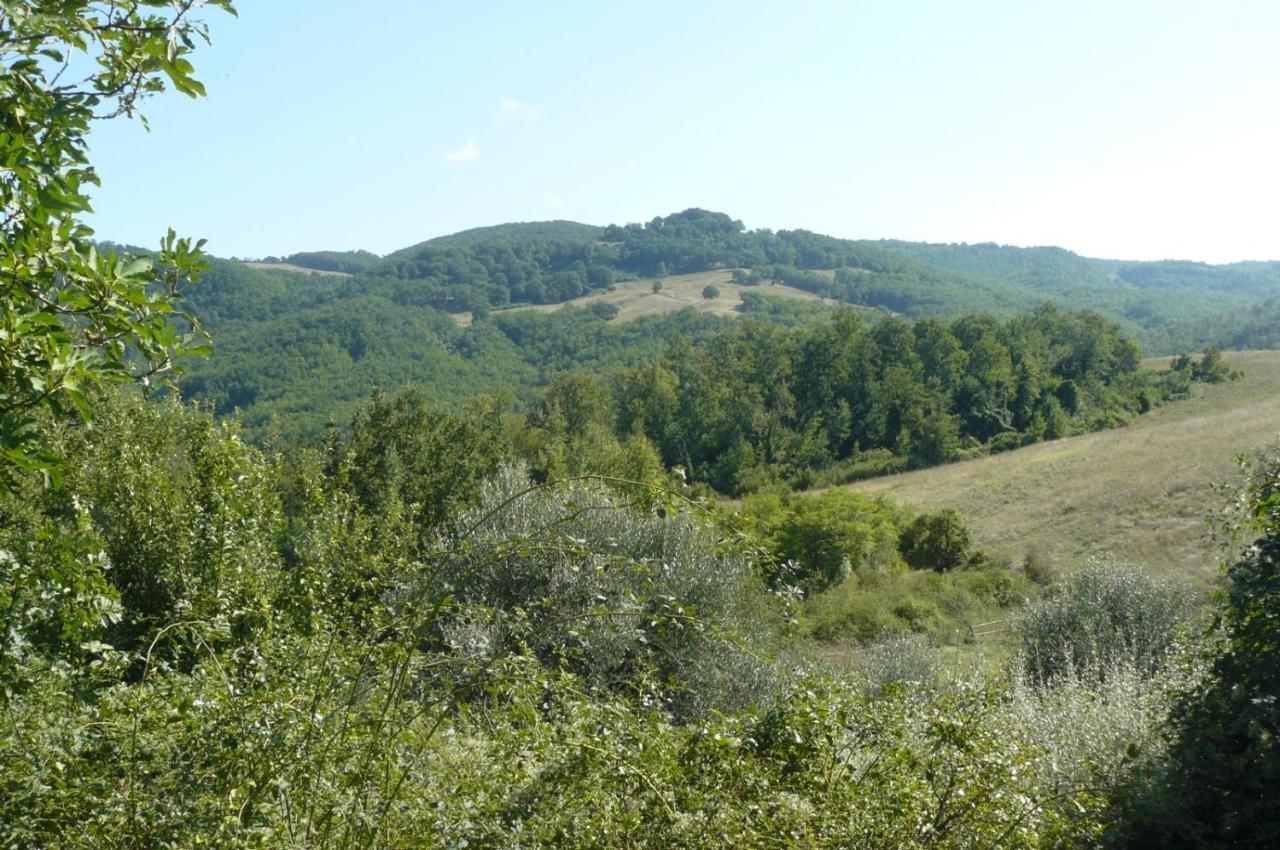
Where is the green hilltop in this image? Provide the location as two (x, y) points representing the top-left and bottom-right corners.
(176, 209), (1280, 441)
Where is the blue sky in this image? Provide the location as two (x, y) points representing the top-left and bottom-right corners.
(86, 1), (1280, 263)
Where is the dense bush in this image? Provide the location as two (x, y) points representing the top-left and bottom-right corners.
(853, 631), (942, 692)
(739, 490), (903, 592)
(0, 387), (1229, 849)
(1015, 558), (1194, 686)
(898, 509), (975, 571)
(1117, 449), (1280, 848)
(436, 463), (783, 717)
(803, 565), (1031, 644)
(1003, 649), (1206, 834)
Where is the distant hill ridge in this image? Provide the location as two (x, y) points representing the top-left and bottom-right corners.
(170, 209), (1280, 441)
(255, 209), (1279, 320)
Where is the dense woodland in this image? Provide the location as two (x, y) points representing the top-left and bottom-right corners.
(529, 306), (1222, 494)
(180, 263), (1228, 493)
(4, 4), (1280, 848)
(168, 207), (1280, 441)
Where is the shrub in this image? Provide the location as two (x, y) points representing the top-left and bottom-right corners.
(803, 564), (1032, 644)
(898, 509), (974, 571)
(1192, 346), (1234, 383)
(436, 463), (782, 716)
(741, 490), (901, 592)
(987, 430), (1027, 453)
(1003, 649), (1204, 821)
(589, 300), (620, 320)
(855, 631), (940, 692)
(1015, 557), (1194, 686)
(27, 392), (284, 658)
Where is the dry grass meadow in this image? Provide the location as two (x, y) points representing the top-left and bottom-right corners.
(244, 262), (352, 277)
(452, 270), (839, 327)
(848, 350), (1280, 589)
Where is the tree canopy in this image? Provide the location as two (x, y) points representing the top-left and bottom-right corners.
(0, 0), (234, 484)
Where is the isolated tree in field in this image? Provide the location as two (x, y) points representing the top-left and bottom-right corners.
(1192, 346), (1233, 383)
(702, 284), (720, 299)
(899, 509), (973, 571)
(0, 0), (234, 485)
(651, 278), (664, 294)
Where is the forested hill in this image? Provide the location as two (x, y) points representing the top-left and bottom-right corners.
(389, 220), (605, 254)
(237, 208), (1280, 337)
(171, 208), (1280, 441)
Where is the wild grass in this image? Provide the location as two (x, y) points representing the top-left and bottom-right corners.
(847, 350), (1280, 589)
(453, 269), (841, 326)
(801, 564), (1033, 646)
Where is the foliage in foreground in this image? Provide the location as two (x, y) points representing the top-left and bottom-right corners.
(0, 391), (1193, 849)
(1113, 449), (1280, 848)
(0, 0), (233, 483)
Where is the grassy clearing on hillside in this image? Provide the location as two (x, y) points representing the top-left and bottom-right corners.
(848, 350), (1280, 588)
(452, 270), (840, 326)
(243, 261), (351, 277)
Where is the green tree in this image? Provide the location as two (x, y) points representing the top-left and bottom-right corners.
(916, 407), (961, 465)
(333, 389), (507, 545)
(899, 509), (973, 571)
(1135, 451), (1280, 847)
(0, 0), (235, 485)
(702, 284), (720, 299)
(744, 490), (900, 592)
(536, 371), (612, 437)
(1192, 346), (1232, 383)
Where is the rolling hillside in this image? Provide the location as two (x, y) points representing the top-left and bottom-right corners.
(175, 209), (1280, 442)
(226, 208), (1280, 347)
(848, 350), (1280, 587)
(452, 269), (841, 326)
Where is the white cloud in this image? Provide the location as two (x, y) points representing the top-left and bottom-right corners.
(442, 139), (479, 163)
(498, 99), (541, 125)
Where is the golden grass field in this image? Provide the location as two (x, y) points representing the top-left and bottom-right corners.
(244, 262), (352, 277)
(847, 350), (1280, 588)
(452, 270), (839, 327)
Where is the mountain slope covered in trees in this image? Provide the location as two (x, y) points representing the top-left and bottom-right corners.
(175, 209), (1278, 443)
(225, 208), (1280, 327)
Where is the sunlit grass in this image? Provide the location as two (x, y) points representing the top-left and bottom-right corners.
(847, 350), (1280, 589)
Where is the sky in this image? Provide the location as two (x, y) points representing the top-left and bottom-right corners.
(85, 0), (1280, 263)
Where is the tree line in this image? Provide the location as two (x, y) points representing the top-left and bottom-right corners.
(529, 305), (1226, 495)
